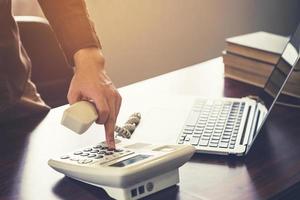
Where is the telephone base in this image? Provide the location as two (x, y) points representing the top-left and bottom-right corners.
(75, 169), (179, 200)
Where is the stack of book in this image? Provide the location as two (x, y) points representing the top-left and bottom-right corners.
(222, 31), (300, 98)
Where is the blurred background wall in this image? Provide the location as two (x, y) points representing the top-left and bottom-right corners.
(13, 0), (300, 87)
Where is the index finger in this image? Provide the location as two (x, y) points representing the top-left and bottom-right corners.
(104, 98), (116, 149)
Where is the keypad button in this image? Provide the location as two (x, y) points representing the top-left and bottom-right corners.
(81, 153), (89, 156)
(95, 155), (104, 159)
(83, 148), (92, 152)
(74, 151), (83, 155)
(93, 145), (102, 149)
(60, 155), (69, 159)
(83, 159), (93, 164)
(88, 154), (97, 158)
(91, 150), (99, 153)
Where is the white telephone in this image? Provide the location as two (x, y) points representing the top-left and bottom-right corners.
(49, 101), (195, 200)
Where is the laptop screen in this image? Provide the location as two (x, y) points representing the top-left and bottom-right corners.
(255, 23), (300, 136)
(262, 26), (300, 109)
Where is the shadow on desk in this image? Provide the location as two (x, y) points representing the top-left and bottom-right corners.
(0, 112), (48, 199)
(52, 177), (181, 200)
(52, 177), (114, 200)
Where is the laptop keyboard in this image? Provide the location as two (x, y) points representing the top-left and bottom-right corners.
(177, 100), (245, 149)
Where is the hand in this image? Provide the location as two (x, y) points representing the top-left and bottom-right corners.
(67, 48), (122, 149)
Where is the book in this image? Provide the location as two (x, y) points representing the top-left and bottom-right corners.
(222, 52), (273, 77)
(223, 51), (300, 85)
(224, 65), (267, 88)
(224, 64), (300, 98)
(226, 32), (289, 65)
(223, 31), (300, 98)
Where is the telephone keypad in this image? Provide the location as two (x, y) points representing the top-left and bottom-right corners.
(61, 144), (134, 165)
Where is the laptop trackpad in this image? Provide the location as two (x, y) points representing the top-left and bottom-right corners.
(131, 107), (189, 144)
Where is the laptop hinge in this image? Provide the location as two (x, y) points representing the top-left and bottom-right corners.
(244, 95), (267, 153)
(239, 106), (252, 146)
(239, 96), (264, 152)
(246, 103), (260, 144)
(247, 95), (265, 105)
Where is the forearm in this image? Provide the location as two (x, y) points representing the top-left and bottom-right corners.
(37, 0), (101, 66)
(37, 0), (121, 149)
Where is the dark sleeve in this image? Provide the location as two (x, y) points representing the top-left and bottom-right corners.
(37, 0), (101, 66)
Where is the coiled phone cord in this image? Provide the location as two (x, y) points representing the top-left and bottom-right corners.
(115, 113), (141, 139)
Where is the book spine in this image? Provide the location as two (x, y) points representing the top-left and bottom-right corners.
(226, 42), (280, 65)
(223, 52), (273, 76)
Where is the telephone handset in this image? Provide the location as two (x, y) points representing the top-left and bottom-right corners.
(61, 101), (140, 138)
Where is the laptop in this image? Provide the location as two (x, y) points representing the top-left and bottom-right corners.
(131, 23), (300, 156)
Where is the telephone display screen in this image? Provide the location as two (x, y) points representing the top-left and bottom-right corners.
(110, 155), (151, 167)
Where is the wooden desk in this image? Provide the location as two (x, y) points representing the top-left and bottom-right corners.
(1, 58), (300, 200)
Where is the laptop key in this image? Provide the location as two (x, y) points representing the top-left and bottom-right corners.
(190, 136), (200, 145)
(219, 142), (229, 148)
(178, 140), (184, 144)
(209, 143), (218, 147)
(203, 133), (212, 137)
(185, 110), (200, 126)
(221, 138), (230, 142)
(202, 136), (210, 140)
(199, 140), (209, 146)
(222, 135), (230, 139)
(210, 140), (219, 144)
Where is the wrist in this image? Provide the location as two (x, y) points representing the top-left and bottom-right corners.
(73, 47), (105, 71)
